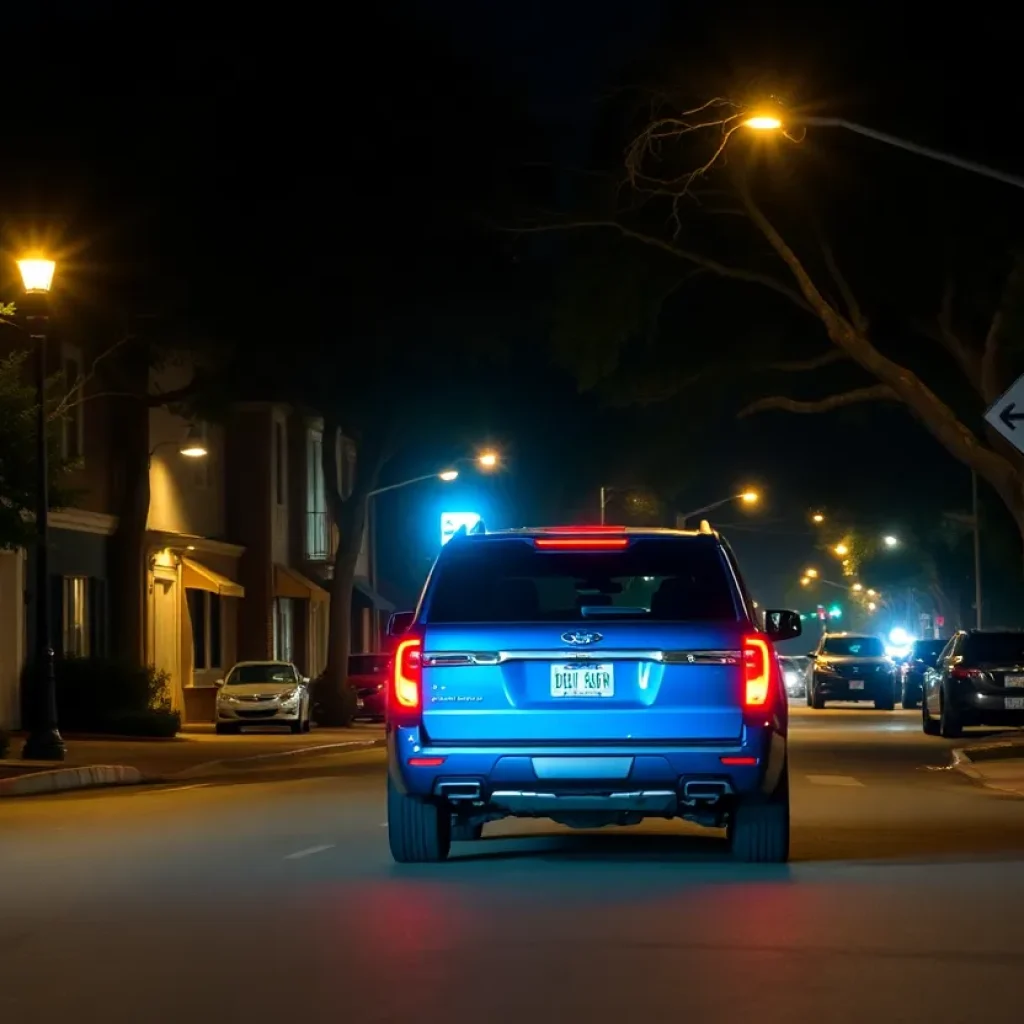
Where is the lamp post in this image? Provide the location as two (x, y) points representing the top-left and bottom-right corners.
(18, 257), (64, 761)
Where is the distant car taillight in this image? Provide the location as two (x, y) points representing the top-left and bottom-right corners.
(743, 634), (775, 708)
(388, 635), (423, 724)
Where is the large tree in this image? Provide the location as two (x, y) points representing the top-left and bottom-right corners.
(529, 95), (1024, 562)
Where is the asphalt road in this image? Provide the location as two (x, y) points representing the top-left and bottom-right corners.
(3, 706), (1024, 1023)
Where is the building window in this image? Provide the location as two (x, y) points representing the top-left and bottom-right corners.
(274, 420), (286, 505)
(306, 428), (327, 559)
(186, 589), (222, 671)
(62, 576), (89, 657)
(273, 597), (294, 662)
(61, 344), (85, 462)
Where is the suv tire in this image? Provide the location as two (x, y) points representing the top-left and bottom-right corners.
(811, 687), (825, 709)
(922, 700), (940, 736)
(730, 775), (790, 864)
(387, 774), (451, 863)
(901, 687), (918, 710)
(939, 694), (964, 739)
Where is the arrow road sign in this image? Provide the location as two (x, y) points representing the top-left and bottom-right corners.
(985, 376), (1024, 453)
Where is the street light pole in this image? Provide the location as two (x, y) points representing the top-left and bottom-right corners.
(678, 490), (760, 524)
(599, 486), (607, 525)
(18, 258), (64, 761)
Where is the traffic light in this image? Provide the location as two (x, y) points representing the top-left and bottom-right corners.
(817, 605), (827, 621)
(829, 604), (842, 619)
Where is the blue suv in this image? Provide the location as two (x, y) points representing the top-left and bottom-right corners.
(385, 524), (801, 863)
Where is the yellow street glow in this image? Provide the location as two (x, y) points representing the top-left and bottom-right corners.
(852, 583), (863, 592)
(805, 568), (818, 578)
(833, 543), (849, 557)
(17, 257), (56, 293)
(439, 470), (459, 482)
(744, 116), (782, 131)
(811, 513), (825, 524)
(800, 577), (810, 586)
(478, 451), (499, 469)
(180, 444), (208, 459)
(867, 601), (877, 612)
(740, 490), (759, 504)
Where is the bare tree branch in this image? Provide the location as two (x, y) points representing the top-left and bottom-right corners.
(738, 384), (897, 418)
(509, 220), (814, 315)
(818, 238), (869, 333)
(768, 350), (847, 372)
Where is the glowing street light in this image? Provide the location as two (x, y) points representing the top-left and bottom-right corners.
(477, 450), (499, 469)
(804, 568), (819, 578)
(438, 469), (459, 482)
(811, 512), (825, 524)
(744, 115), (783, 131)
(867, 601), (877, 612)
(17, 257), (56, 294)
(740, 490), (760, 505)
(851, 583), (863, 592)
(179, 424), (209, 459)
(867, 589), (877, 598)
(678, 488), (762, 524)
(882, 534), (900, 549)
(833, 543), (849, 557)
(800, 576), (811, 587)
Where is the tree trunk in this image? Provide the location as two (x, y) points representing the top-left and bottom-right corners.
(319, 496), (367, 726)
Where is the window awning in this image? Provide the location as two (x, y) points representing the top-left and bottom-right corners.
(274, 564), (330, 603)
(182, 557), (245, 598)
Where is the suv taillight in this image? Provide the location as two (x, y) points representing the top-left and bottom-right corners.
(743, 634), (775, 708)
(388, 635), (423, 725)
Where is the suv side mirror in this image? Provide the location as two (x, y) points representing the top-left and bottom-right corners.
(386, 611), (415, 637)
(764, 609), (802, 641)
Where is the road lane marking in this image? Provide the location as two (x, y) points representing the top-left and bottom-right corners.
(805, 774), (865, 787)
(284, 844), (335, 860)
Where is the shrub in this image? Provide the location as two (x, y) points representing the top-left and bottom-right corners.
(22, 657), (181, 736)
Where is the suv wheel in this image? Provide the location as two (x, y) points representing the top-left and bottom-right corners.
(922, 699), (940, 736)
(811, 686), (825, 709)
(901, 686), (918, 710)
(939, 694), (964, 739)
(387, 775), (451, 863)
(729, 774), (790, 864)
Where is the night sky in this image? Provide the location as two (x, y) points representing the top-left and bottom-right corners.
(4, 5), (1022, 629)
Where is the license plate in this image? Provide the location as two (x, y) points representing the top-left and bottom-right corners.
(849, 680), (864, 690)
(1006, 697), (1024, 710)
(551, 664), (614, 698)
(1006, 675), (1024, 688)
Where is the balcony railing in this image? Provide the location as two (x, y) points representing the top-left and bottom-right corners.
(305, 511), (328, 560)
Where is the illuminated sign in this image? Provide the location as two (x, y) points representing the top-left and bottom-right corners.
(440, 512), (481, 546)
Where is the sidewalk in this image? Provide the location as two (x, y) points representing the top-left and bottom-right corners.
(952, 734), (1024, 796)
(0, 723), (385, 797)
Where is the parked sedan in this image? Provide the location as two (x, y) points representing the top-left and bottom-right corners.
(807, 632), (897, 710)
(214, 661), (312, 734)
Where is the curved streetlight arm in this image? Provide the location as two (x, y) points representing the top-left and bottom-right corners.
(367, 472), (444, 500)
(678, 493), (745, 521)
(802, 117), (1024, 192)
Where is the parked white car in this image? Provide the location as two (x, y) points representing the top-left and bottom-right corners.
(214, 661), (312, 734)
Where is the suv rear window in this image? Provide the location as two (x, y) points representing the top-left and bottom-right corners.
(822, 636), (884, 657)
(425, 538), (739, 623)
(963, 632), (1024, 664)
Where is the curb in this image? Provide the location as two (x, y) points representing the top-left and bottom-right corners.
(0, 765), (144, 798)
(159, 737), (385, 781)
(951, 742), (1024, 796)
(950, 746), (984, 782)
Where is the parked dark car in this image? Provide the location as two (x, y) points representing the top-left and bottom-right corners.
(900, 638), (945, 709)
(350, 653), (390, 720)
(923, 629), (1024, 737)
(807, 632), (897, 710)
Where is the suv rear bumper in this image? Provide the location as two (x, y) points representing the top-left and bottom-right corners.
(387, 723), (785, 805)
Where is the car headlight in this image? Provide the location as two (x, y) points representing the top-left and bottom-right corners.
(784, 670), (800, 686)
(278, 688), (299, 703)
(217, 692), (237, 703)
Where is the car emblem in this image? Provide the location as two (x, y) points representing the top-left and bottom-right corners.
(561, 630), (603, 646)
